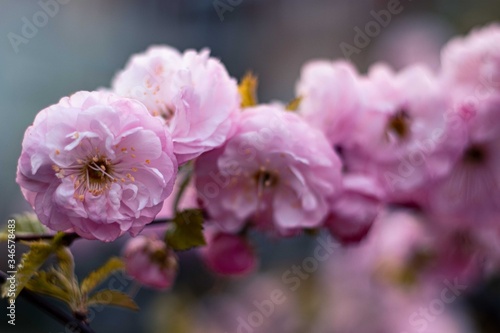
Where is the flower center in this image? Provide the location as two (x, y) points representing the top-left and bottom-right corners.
(84, 156), (114, 183)
(463, 144), (487, 165)
(386, 109), (410, 140)
(253, 168), (279, 188)
(51, 138), (147, 202)
(72, 155), (117, 199)
(53, 152), (137, 201)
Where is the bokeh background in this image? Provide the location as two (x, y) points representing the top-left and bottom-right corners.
(1, 0), (500, 332)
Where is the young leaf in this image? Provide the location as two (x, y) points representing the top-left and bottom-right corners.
(0, 213), (46, 241)
(165, 209), (206, 251)
(26, 270), (73, 304)
(55, 247), (75, 281)
(238, 72), (258, 108)
(1, 232), (66, 299)
(88, 290), (139, 311)
(80, 257), (124, 295)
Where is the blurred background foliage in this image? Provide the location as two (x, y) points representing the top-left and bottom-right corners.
(1, 1), (500, 332)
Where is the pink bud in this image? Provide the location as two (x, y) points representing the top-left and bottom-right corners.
(325, 175), (383, 245)
(202, 233), (257, 276)
(123, 235), (177, 290)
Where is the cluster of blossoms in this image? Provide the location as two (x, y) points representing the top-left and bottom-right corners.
(16, 23), (500, 289)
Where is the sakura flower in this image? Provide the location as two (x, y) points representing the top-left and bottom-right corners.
(16, 91), (177, 242)
(369, 211), (484, 287)
(344, 64), (463, 206)
(441, 23), (500, 105)
(201, 231), (257, 276)
(123, 235), (178, 290)
(429, 95), (500, 224)
(195, 105), (342, 235)
(112, 45), (240, 164)
(296, 60), (362, 146)
(325, 174), (383, 245)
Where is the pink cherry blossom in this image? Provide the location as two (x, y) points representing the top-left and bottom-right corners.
(344, 63), (463, 206)
(201, 230), (257, 276)
(296, 60), (362, 146)
(369, 210), (484, 286)
(195, 105), (342, 235)
(441, 23), (500, 105)
(429, 95), (500, 224)
(16, 91), (178, 242)
(112, 45), (240, 164)
(123, 235), (177, 290)
(325, 174), (383, 245)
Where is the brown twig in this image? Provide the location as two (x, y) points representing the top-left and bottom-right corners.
(13, 218), (174, 243)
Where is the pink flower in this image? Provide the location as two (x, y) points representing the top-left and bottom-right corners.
(344, 64), (462, 206)
(16, 91), (178, 242)
(441, 23), (500, 104)
(123, 235), (177, 290)
(296, 60), (362, 146)
(112, 46), (240, 164)
(195, 105), (342, 235)
(201, 231), (257, 276)
(429, 95), (500, 223)
(325, 175), (383, 245)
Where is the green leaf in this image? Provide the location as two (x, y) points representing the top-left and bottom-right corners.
(165, 209), (206, 251)
(26, 270), (73, 304)
(55, 247), (75, 281)
(88, 290), (139, 311)
(80, 257), (124, 295)
(1, 232), (66, 299)
(0, 213), (46, 241)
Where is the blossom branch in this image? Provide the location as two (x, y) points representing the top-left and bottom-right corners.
(13, 218), (175, 243)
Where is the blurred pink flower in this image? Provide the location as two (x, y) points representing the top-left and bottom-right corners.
(123, 235), (177, 290)
(201, 231), (257, 276)
(296, 60), (362, 145)
(325, 174), (383, 245)
(441, 23), (500, 104)
(315, 210), (474, 333)
(429, 95), (500, 223)
(16, 91), (177, 242)
(112, 45), (240, 164)
(195, 105), (342, 235)
(345, 64), (461, 206)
